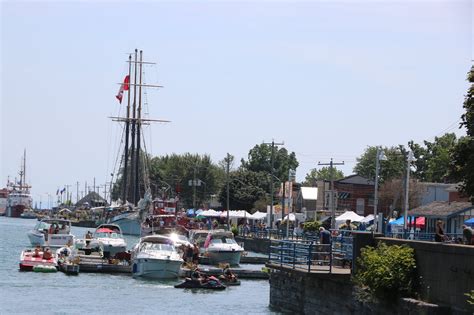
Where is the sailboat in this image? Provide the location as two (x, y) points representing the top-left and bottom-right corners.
(108, 49), (169, 235)
(7, 150), (33, 217)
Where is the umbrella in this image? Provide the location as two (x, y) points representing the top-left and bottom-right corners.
(465, 218), (474, 227)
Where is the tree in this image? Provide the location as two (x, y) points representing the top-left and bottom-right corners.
(353, 146), (406, 183)
(218, 170), (268, 211)
(241, 143), (299, 182)
(302, 167), (344, 186)
(378, 178), (424, 217)
(451, 66), (474, 200)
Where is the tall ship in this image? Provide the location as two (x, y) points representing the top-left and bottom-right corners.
(7, 150), (33, 217)
(0, 187), (9, 216)
(108, 49), (170, 235)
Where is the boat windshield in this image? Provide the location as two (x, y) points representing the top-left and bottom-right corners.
(211, 237), (237, 245)
(142, 242), (175, 252)
(95, 232), (121, 239)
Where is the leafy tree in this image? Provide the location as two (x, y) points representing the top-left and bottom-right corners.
(423, 133), (458, 182)
(218, 170), (268, 211)
(451, 66), (474, 200)
(353, 146), (406, 183)
(148, 153), (225, 209)
(241, 143), (299, 182)
(302, 167), (344, 186)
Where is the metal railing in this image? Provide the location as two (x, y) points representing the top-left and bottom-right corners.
(385, 231), (464, 243)
(268, 234), (354, 273)
(238, 226), (318, 241)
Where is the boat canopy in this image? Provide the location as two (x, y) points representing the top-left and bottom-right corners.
(141, 235), (174, 244)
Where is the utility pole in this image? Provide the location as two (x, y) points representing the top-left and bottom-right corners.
(318, 158), (344, 229)
(93, 177), (96, 194)
(226, 153), (231, 231)
(76, 181), (79, 204)
(263, 140), (284, 229)
(193, 167), (197, 209)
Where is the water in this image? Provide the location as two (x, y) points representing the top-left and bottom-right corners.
(0, 217), (275, 314)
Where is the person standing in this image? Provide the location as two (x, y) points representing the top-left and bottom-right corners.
(462, 225), (473, 245)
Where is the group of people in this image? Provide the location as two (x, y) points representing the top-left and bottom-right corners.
(32, 245), (53, 260)
(180, 244), (200, 265)
(435, 220), (474, 245)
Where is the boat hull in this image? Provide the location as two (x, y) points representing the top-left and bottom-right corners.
(132, 258), (182, 279)
(27, 231), (74, 248)
(7, 205), (26, 218)
(206, 250), (242, 266)
(109, 215), (141, 236)
(19, 250), (58, 271)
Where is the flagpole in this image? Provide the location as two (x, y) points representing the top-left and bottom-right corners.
(130, 49), (138, 206)
(135, 50), (143, 204)
(122, 54), (132, 205)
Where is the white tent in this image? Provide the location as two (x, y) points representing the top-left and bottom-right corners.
(251, 212), (267, 220)
(335, 211), (364, 227)
(199, 209), (222, 217)
(360, 214), (375, 224)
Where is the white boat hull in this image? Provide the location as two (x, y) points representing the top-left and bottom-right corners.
(206, 250), (242, 266)
(109, 213), (141, 236)
(132, 258), (182, 279)
(27, 231), (74, 248)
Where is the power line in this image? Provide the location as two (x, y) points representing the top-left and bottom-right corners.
(318, 158), (344, 229)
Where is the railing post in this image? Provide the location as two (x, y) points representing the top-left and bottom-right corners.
(280, 241), (283, 267)
(308, 241), (313, 272)
(293, 242), (296, 269)
(329, 238), (333, 274)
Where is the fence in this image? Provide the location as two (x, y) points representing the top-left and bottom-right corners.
(385, 231), (464, 243)
(268, 234), (353, 273)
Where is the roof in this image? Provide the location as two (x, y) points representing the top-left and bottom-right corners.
(337, 174), (374, 186)
(408, 201), (473, 218)
(301, 187), (318, 200)
(75, 191), (108, 207)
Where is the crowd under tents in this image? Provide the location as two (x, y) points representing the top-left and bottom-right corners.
(465, 218), (474, 228)
(187, 209), (267, 221)
(389, 216), (426, 228)
(335, 211), (364, 227)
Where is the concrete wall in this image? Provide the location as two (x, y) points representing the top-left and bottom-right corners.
(235, 236), (270, 254)
(377, 237), (474, 314)
(268, 265), (447, 314)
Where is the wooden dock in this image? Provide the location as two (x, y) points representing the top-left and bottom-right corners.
(198, 255), (267, 265)
(78, 255), (131, 273)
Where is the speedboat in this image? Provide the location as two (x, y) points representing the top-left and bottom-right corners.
(20, 209), (37, 219)
(19, 247), (57, 271)
(27, 218), (74, 248)
(203, 230), (244, 266)
(93, 224), (127, 258)
(132, 235), (183, 279)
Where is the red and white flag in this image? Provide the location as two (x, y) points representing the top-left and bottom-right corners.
(115, 75), (130, 104)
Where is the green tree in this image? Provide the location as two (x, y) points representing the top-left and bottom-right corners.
(452, 66), (474, 200)
(302, 167), (344, 186)
(241, 143), (299, 182)
(218, 170), (268, 211)
(353, 146), (406, 182)
(424, 133), (458, 182)
(148, 153), (225, 208)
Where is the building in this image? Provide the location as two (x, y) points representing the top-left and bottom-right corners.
(408, 201), (474, 234)
(333, 175), (375, 216)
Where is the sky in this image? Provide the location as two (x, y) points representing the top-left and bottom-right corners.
(1, 0), (472, 207)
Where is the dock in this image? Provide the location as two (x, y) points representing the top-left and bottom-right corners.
(198, 255), (267, 265)
(181, 267), (269, 279)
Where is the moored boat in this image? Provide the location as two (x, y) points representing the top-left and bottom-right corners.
(27, 218), (74, 248)
(20, 209), (37, 219)
(19, 247), (57, 271)
(203, 230), (244, 266)
(132, 235), (183, 279)
(93, 224), (127, 258)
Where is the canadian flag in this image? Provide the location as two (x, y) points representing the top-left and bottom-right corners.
(115, 75), (130, 104)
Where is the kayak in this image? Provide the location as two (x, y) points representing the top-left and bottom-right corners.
(174, 278), (226, 290)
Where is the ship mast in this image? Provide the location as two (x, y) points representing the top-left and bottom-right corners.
(111, 49), (169, 207)
(122, 54), (132, 205)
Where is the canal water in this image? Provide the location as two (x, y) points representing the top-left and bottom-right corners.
(0, 217), (276, 314)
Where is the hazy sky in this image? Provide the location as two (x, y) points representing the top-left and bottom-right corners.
(1, 0), (472, 206)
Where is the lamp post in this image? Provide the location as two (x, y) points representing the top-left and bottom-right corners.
(404, 151), (416, 232)
(373, 147), (387, 233)
(286, 169), (296, 238)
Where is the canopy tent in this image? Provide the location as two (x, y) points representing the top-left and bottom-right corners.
(199, 209), (222, 217)
(464, 217), (474, 227)
(220, 210), (252, 219)
(251, 212), (267, 220)
(389, 216), (426, 228)
(360, 214), (374, 224)
(335, 211), (364, 223)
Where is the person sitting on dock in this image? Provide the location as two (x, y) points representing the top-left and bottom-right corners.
(220, 264), (236, 282)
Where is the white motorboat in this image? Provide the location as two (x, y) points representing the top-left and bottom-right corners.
(27, 219), (74, 248)
(93, 224), (127, 258)
(203, 230), (244, 266)
(132, 235), (183, 279)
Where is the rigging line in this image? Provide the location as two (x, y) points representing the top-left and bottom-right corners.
(110, 100), (125, 179)
(142, 66), (153, 156)
(111, 119), (126, 190)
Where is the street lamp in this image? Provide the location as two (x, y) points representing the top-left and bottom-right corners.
(373, 147), (387, 233)
(404, 151), (416, 232)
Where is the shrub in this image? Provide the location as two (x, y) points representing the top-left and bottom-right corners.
(354, 242), (416, 303)
(303, 220), (322, 232)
